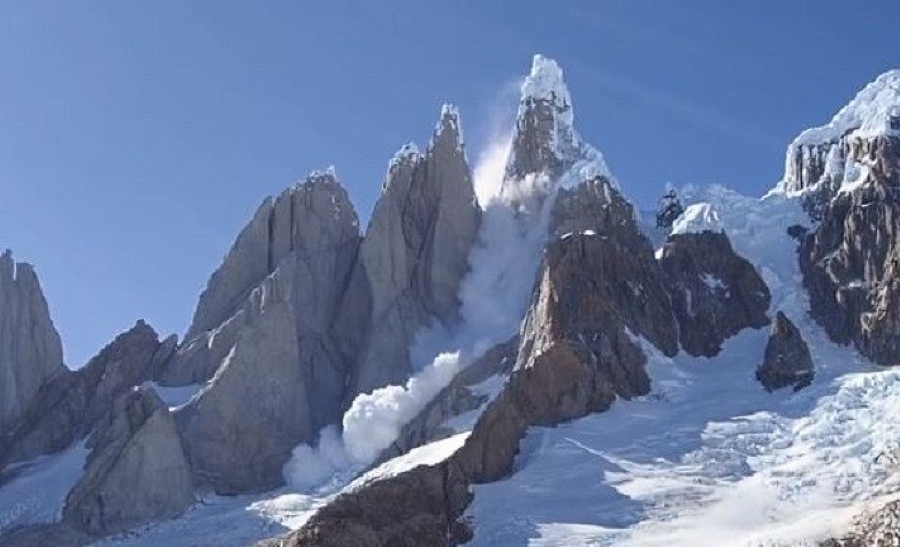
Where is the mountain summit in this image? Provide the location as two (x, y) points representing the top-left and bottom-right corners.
(3, 57), (900, 546)
(501, 55), (610, 214)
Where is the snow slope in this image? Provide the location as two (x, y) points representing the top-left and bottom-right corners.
(0, 442), (88, 532)
(468, 186), (900, 546)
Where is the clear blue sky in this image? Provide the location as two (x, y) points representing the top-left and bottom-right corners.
(2, 1), (898, 368)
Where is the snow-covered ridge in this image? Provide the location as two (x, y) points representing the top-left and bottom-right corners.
(793, 69), (900, 147)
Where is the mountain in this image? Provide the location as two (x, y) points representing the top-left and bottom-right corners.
(3, 56), (900, 546)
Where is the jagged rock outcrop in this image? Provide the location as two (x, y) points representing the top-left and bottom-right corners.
(500, 55), (610, 217)
(660, 231), (771, 357)
(780, 70), (900, 365)
(344, 107), (480, 399)
(756, 311), (814, 392)
(162, 172), (361, 387)
(798, 135), (900, 365)
(1, 320), (171, 468)
(63, 387), (193, 536)
(0, 250), (64, 433)
(276, 177), (681, 545)
(168, 172), (362, 494)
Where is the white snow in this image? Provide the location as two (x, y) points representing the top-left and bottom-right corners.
(701, 273), (727, 292)
(520, 55), (574, 128)
(0, 442), (88, 532)
(467, 185), (900, 546)
(506, 55), (612, 198)
(388, 142), (420, 171)
(793, 69), (900, 146)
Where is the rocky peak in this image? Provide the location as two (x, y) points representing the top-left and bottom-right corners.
(345, 105), (480, 398)
(501, 55), (610, 215)
(781, 69), (900, 199)
(185, 170), (359, 341)
(791, 71), (900, 365)
(0, 249), (64, 432)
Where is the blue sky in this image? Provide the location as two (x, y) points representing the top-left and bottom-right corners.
(2, 1), (898, 367)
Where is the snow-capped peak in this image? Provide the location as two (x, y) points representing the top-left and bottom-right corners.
(793, 69), (900, 147)
(519, 54), (574, 129)
(432, 103), (464, 152)
(501, 55), (612, 210)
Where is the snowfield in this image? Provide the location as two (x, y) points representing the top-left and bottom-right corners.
(467, 185), (900, 546)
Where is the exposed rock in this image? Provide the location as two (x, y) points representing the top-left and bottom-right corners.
(163, 172), (361, 386)
(0, 523), (92, 547)
(660, 231), (771, 357)
(176, 284), (313, 494)
(799, 135), (900, 364)
(63, 387), (193, 536)
(501, 56), (610, 216)
(267, 461), (472, 547)
(170, 173), (362, 494)
(1, 320), (165, 468)
(756, 311), (814, 392)
(0, 250), (64, 433)
(344, 106), (480, 399)
(274, 177), (681, 545)
(822, 498), (900, 546)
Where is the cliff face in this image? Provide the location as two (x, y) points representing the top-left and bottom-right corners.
(0, 250), (64, 433)
(344, 107), (481, 400)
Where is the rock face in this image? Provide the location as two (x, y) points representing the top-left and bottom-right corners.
(798, 135), (900, 365)
(167, 172), (362, 494)
(344, 106), (480, 399)
(1, 320), (170, 468)
(273, 461), (473, 547)
(501, 55), (610, 216)
(162, 172), (361, 387)
(756, 311), (814, 392)
(660, 231), (771, 357)
(780, 70), (900, 365)
(275, 176), (681, 546)
(0, 250), (64, 433)
(63, 387), (193, 536)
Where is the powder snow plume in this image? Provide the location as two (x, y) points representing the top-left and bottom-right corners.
(283, 126), (555, 491)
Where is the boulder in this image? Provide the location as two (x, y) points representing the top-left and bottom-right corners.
(660, 231), (771, 357)
(756, 311), (814, 392)
(0, 250), (64, 433)
(63, 387), (193, 536)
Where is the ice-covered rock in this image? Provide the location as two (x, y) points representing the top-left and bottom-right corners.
(501, 55), (610, 216)
(791, 92), (900, 365)
(0, 250), (64, 433)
